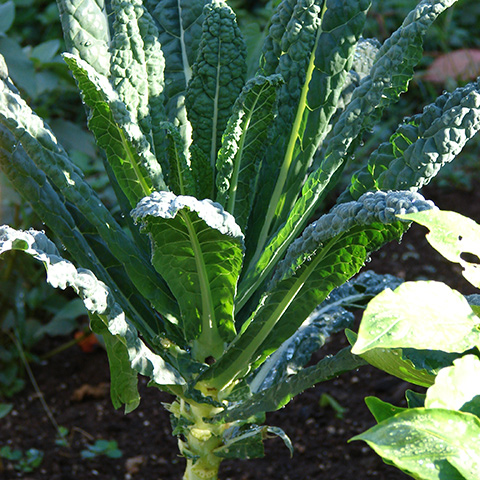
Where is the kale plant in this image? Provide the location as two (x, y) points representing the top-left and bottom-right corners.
(0, 0), (479, 478)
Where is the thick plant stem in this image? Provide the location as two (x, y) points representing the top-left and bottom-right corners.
(181, 434), (223, 480)
(173, 399), (229, 480)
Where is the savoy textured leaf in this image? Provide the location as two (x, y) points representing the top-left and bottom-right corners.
(64, 54), (167, 206)
(132, 192), (244, 361)
(109, 0), (167, 165)
(146, 0), (206, 153)
(255, 0), (370, 244)
(210, 191), (433, 389)
(186, 0), (247, 169)
(257, 0), (297, 77)
(345, 79), (480, 201)
(56, 0), (111, 75)
(239, 0), (456, 311)
(216, 74), (283, 230)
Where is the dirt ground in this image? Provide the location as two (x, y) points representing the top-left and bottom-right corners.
(1, 182), (479, 480)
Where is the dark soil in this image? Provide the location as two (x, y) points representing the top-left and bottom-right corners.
(1, 183), (479, 480)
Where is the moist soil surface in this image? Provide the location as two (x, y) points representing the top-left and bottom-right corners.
(2, 183), (480, 480)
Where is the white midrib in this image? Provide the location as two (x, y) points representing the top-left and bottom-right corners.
(226, 89), (262, 213)
(210, 46), (222, 169)
(214, 235), (337, 390)
(177, 0), (192, 84)
(181, 212), (219, 357)
(249, 22), (324, 270)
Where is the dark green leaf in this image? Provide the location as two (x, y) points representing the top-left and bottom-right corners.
(213, 347), (366, 423)
(186, 0), (247, 169)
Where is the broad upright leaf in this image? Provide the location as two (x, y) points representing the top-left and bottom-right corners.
(351, 408), (480, 480)
(56, 0), (111, 75)
(0, 227), (185, 412)
(352, 281), (480, 356)
(186, 0), (247, 169)
(207, 191), (434, 389)
(63, 54), (167, 206)
(132, 192), (244, 361)
(216, 74), (283, 230)
(237, 0), (457, 310)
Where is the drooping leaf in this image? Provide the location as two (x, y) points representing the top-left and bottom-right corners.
(247, 271), (402, 393)
(351, 408), (480, 480)
(0, 227), (185, 411)
(238, 0), (456, 310)
(0, 71), (180, 325)
(63, 54), (167, 206)
(214, 424), (292, 459)
(399, 209), (480, 289)
(185, 0), (247, 169)
(352, 281), (480, 356)
(131, 192), (244, 361)
(216, 74), (283, 230)
(56, 0), (111, 75)
(208, 191), (434, 389)
(213, 347), (366, 423)
(0, 133), (167, 344)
